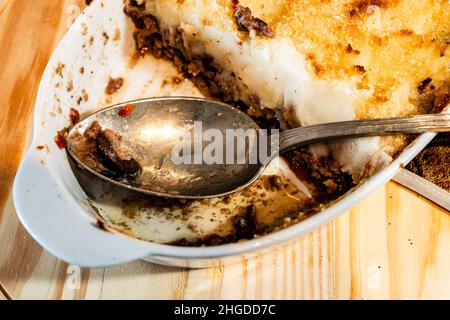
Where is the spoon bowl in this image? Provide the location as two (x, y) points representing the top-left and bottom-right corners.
(67, 97), (266, 199)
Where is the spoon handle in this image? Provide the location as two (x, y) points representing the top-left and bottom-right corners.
(278, 113), (450, 153)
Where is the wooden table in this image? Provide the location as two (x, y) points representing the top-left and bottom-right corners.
(0, 0), (449, 300)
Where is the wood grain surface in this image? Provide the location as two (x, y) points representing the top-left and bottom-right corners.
(0, 284), (9, 300)
(0, 0), (449, 300)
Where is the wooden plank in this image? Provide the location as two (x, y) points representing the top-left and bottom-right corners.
(0, 0), (86, 300)
(0, 0), (449, 300)
(0, 0), (84, 216)
(0, 0), (13, 15)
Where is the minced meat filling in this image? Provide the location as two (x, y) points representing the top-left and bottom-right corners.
(124, 2), (282, 130)
(231, 0), (274, 38)
(406, 133), (450, 191)
(72, 121), (141, 177)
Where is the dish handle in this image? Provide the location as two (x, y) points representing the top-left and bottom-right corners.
(13, 150), (155, 268)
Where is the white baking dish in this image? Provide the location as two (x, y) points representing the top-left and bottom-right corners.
(12, 0), (436, 268)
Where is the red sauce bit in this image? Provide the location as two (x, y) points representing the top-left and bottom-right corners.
(69, 108), (80, 124)
(54, 130), (68, 149)
(118, 103), (135, 117)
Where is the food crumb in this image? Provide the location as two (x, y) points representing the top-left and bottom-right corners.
(102, 31), (109, 45)
(55, 63), (65, 77)
(113, 29), (121, 41)
(95, 220), (109, 232)
(69, 108), (80, 124)
(105, 77), (124, 95)
(54, 129), (68, 149)
(269, 175), (283, 190)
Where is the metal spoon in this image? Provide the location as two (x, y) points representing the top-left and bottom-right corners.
(66, 97), (450, 199)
